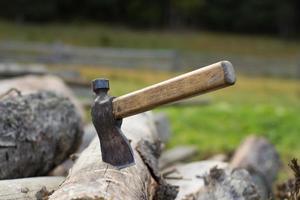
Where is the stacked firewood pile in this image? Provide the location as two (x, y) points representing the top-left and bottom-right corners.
(0, 71), (294, 200)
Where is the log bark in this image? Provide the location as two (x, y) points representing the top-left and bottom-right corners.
(0, 75), (84, 119)
(165, 161), (261, 200)
(48, 124), (97, 176)
(0, 176), (64, 200)
(50, 112), (177, 200)
(195, 167), (261, 200)
(230, 135), (281, 199)
(0, 91), (83, 179)
(164, 136), (280, 200)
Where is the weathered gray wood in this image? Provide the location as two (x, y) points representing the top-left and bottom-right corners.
(159, 146), (198, 169)
(165, 161), (261, 200)
(0, 63), (47, 78)
(0, 41), (299, 78)
(0, 91), (83, 179)
(165, 161), (227, 199)
(50, 111), (174, 177)
(50, 112), (173, 200)
(0, 176), (64, 200)
(0, 41), (179, 70)
(195, 167), (261, 200)
(164, 136), (280, 199)
(153, 112), (172, 143)
(230, 135), (281, 199)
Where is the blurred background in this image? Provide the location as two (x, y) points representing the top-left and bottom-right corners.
(0, 0), (299, 180)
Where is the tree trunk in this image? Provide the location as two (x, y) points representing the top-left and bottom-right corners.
(0, 176), (64, 200)
(50, 112), (178, 200)
(0, 91), (83, 179)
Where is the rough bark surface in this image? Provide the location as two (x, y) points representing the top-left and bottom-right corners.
(0, 176), (64, 200)
(230, 135), (281, 199)
(0, 75), (84, 119)
(195, 167), (261, 200)
(50, 112), (172, 200)
(165, 161), (261, 200)
(0, 91), (83, 179)
(49, 124), (97, 176)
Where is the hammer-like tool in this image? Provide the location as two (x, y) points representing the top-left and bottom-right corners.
(91, 61), (236, 169)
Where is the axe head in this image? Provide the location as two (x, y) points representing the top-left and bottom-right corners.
(91, 79), (134, 169)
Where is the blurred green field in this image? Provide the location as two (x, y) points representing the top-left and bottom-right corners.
(80, 66), (300, 168)
(0, 20), (300, 59)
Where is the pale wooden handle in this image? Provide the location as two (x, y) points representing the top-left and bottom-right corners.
(112, 61), (235, 119)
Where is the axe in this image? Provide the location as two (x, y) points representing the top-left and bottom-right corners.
(91, 61), (236, 169)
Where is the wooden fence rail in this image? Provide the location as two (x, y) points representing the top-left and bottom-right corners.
(0, 41), (180, 70)
(0, 41), (299, 78)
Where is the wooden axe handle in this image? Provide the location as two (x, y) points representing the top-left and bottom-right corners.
(112, 61), (235, 119)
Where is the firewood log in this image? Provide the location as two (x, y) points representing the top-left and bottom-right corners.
(48, 124), (97, 176)
(165, 161), (261, 200)
(0, 75), (84, 119)
(50, 112), (178, 200)
(0, 91), (83, 179)
(0, 176), (64, 200)
(164, 136), (280, 200)
(230, 135), (281, 199)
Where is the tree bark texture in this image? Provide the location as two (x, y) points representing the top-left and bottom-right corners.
(48, 124), (97, 176)
(0, 91), (83, 179)
(230, 135), (281, 199)
(0, 75), (85, 119)
(165, 161), (261, 200)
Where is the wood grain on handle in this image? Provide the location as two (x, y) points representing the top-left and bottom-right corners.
(112, 61), (235, 119)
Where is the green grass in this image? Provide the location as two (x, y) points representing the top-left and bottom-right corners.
(162, 76), (300, 161)
(0, 20), (300, 58)
(163, 99), (300, 158)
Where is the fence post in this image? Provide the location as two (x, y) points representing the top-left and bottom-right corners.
(171, 50), (181, 71)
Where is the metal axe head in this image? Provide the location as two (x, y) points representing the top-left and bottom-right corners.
(90, 61), (236, 169)
(91, 79), (134, 169)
